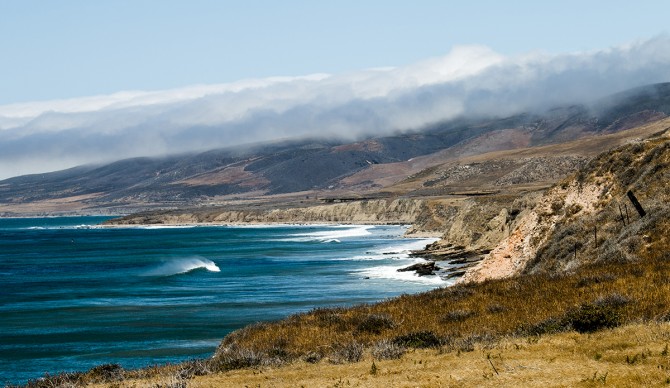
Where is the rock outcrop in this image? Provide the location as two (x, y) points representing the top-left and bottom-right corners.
(397, 261), (440, 276)
(460, 124), (670, 282)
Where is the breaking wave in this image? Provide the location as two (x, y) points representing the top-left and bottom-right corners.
(334, 238), (439, 261)
(282, 225), (374, 242)
(374, 238), (439, 256)
(355, 260), (450, 285)
(119, 225), (198, 230)
(143, 257), (221, 277)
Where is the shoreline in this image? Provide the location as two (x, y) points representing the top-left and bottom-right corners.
(0, 213), (441, 235)
(100, 218), (445, 238)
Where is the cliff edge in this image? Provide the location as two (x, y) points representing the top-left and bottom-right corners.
(460, 121), (670, 282)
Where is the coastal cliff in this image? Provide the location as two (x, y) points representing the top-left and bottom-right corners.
(459, 126), (670, 282)
(106, 198), (453, 237)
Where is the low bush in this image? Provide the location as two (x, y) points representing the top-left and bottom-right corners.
(441, 309), (476, 323)
(355, 313), (395, 334)
(575, 274), (616, 288)
(371, 339), (406, 360)
(330, 342), (364, 364)
(487, 304), (507, 314)
(594, 292), (631, 308)
(393, 331), (443, 348)
(178, 359), (212, 379)
(567, 302), (622, 333)
(303, 351), (323, 364)
(212, 346), (263, 371)
(23, 372), (85, 388)
(87, 363), (124, 383)
(522, 316), (569, 336)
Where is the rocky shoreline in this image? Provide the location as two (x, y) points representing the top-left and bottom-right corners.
(394, 242), (490, 280)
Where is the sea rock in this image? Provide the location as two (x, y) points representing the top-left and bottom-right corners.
(397, 261), (440, 276)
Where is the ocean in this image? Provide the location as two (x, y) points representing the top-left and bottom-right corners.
(0, 217), (448, 385)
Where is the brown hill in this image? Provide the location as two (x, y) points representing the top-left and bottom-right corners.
(3, 83), (670, 216)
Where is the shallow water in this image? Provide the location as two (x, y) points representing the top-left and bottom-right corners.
(0, 217), (446, 384)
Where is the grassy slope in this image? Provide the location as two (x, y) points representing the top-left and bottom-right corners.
(194, 323), (670, 387)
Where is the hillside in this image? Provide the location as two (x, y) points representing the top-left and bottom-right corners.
(3, 83), (670, 216)
(460, 118), (670, 282)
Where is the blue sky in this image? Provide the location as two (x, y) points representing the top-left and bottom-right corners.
(1, 1), (670, 179)
(2, 0), (669, 104)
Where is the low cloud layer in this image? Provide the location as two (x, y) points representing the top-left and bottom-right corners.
(1, 37), (670, 180)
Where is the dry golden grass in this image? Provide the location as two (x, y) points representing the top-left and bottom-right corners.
(93, 322), (670, 387)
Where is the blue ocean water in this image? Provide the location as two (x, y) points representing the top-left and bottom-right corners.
(0, 217), (447, 385)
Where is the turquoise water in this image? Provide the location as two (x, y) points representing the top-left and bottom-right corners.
(0, 217), (446, 385)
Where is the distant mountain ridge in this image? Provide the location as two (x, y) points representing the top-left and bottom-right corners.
(1, 83), (670, 214)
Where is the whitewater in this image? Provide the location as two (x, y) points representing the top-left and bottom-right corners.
(0, 217), (447, 385)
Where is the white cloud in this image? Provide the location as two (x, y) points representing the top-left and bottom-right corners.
(1, 36), (669, 180)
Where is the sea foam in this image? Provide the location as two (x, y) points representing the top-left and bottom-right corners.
(143, 257), (221, 276)
(335, 238), (439, 261)
(355, 259), (451, 285)
(282, 225), (374, 242)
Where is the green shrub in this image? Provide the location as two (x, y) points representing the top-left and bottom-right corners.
(393, 331), (442, 348)
(567, 302), (622, 333)
(441, 309), (476, 323)
(356, 314), (395, 334)
(521, 316), (569, 336)
(212, 345), (263, 371)
(487, 304), (507, 314)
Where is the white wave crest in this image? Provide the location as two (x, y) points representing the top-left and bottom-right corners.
(329, 237), (439, 262)
(282, 225), (374, 242)
(374, 238), (439, 256)
(25, 224), (99, 230)
(355, 261), (450, 285)
(143, 257), (221, 277)
(124, 224), (198, 230)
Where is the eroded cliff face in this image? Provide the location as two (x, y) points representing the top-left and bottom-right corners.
(107, 198), (447, 236)
(412, 197), (523, 250)
(459, 182), (602, 282)
(461, 129), (670, 282)
(407, 193), (540, 278)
